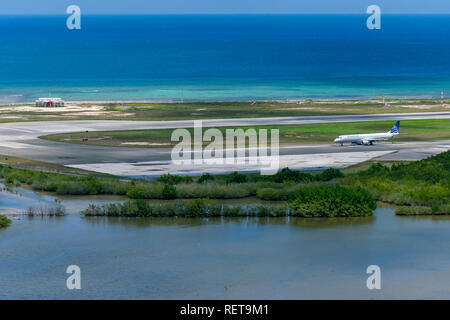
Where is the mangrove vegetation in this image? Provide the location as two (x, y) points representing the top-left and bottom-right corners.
(1, 150), (449, 217)
(0, 214), (11, 228)
(83, 184), (374, 218)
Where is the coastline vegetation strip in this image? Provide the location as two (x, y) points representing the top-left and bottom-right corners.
(2, 99), (449, 123)
(0, 150), (448, 216)
(0, 164), (343, 199)
(395, 205), (450, 216)
(340, 150), (450, 215)
(0, 215), (11, 228)
(39, 119), (450, 148)
(83, 185), (375, 218)
(102, 100), (450, 121)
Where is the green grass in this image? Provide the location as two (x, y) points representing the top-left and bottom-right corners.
(0, 154), (117, 178)
(40, 119), (450, 147)
(101, 100), (449, 121)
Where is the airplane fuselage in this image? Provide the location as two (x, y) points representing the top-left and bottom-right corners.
(334, 132), (398, 145)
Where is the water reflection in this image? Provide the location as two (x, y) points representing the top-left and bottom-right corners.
(288, 216), (375, 228)
(82, 215), (375, 228)
(0, 183), (125, 214)
(0, 183), (57, 213)
(3, 207), (450, 299)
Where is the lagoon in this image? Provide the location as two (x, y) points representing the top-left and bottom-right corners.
(2, 204), (450, 299)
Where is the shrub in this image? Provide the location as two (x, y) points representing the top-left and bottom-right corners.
(222, 206), (245, 217)
(290, 184), (375, 217)
(176, 183), (256, 199)
(358, 162), (390, 178)
(396, 205), (450, 216)
(226, 171), (248, 184)
(315, 168), (344, 181)
(395, 206), (433, 216)
(126, 184), (164, 199)
(162, 184), (177, 199)
(56, 181), (91, 195)
(4, 169), (42, 184)
(26, 204), (66, 216)
(82, 200), (288, 218)
(257, 188), (286, 201)
(272, 168), (314, 183)
(98, 180), (131, 195)
(198, 174), (214, 184)
(0, 215), (11, 228)
(184, 199), (206, 217)
(84, 176), (103, 194)
(83, 204), (106, 216)
(157, 174), (192, 185)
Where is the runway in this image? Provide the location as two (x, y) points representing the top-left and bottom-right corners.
(0, 112), (448, 176)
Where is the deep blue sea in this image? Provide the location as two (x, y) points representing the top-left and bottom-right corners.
(0, 14), (449, 102)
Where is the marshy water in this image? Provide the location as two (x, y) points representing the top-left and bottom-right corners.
(2, 185), (450, 299)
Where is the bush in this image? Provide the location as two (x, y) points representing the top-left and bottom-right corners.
(343, 151), (450, 208)
(246, 205), (287, 217)
(26, 204), (66, 216)
(126, 184), (164, 199)
(0, 214), (11, 228)
(395, 206), (433, 216)
(82, 204), (106, 216)
(315, 168), (344, 181)
(226, 171), (248, 184)
(176, 183), (257, 199)
(157, 174), (192, 185)
(82, 200), (288, 218)
(272, 168), (314, 183)
(257, 188), (287, 201)
(396, 205), (450, 216)
(162, 184), (177, 199)
(222, 206), (245, 217)
(290, 184), (375, 217)
(56, 181), (91, 195)
(198, 174), (214, 184)
(4, 170), (35, 184)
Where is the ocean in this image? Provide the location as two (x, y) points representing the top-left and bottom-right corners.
(0, 14), (449, 103)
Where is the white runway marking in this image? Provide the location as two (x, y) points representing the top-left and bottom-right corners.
(0, 127), (33, 133)
(0, 142), (31, 149)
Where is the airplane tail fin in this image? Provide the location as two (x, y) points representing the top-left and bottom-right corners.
(389, 120), (400, 134)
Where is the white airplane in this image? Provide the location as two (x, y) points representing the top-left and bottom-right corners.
(334, 121), (400, 146)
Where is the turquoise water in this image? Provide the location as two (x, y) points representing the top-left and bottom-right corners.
(1, 15), (450, 102)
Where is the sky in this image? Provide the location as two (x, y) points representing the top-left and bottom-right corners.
(1, 0), (450, 14)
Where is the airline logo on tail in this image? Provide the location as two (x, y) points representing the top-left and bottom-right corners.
(389, 120), (400, 134)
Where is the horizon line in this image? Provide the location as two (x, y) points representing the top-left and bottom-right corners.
(1, 13), (450, 16)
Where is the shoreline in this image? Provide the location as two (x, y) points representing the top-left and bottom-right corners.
(0, 96), (445, 106)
